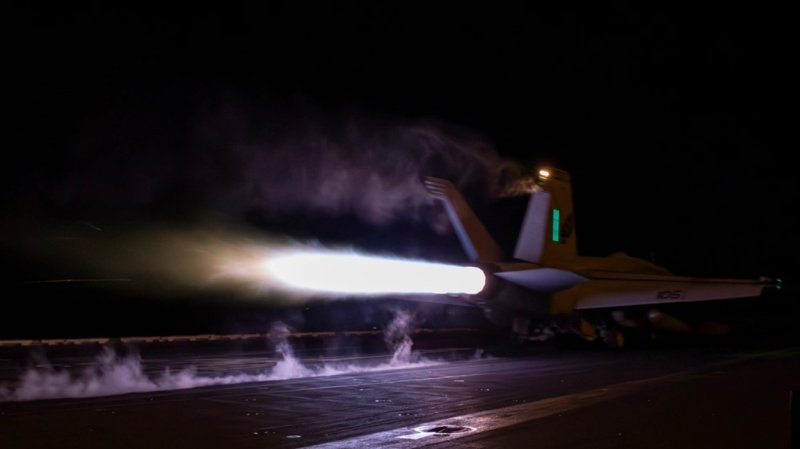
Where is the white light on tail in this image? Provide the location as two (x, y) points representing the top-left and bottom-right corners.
(266, 252), (485, 295)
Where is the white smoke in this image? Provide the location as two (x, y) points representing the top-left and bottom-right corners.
(39, 103), (537, 228)
(0, 314), (440, 402)
(267, 322), (315, 380)
(383, 309), (415, 365)
(7, 347), (176, 401)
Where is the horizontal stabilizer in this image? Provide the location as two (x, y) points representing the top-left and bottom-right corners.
(496, 268), (587, 292)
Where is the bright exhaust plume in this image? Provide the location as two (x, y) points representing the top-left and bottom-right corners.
(266, 252), (485, 295)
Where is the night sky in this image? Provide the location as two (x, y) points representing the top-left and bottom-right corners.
(2, 4), (794, 338)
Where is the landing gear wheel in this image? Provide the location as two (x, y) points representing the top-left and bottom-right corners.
(603, 327), (626, 349)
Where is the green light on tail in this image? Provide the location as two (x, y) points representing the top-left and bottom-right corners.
(552, 208), (560, 242)
(766, 278), (784, 290)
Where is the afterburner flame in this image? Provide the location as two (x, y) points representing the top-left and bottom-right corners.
(266, 252), (485, 295)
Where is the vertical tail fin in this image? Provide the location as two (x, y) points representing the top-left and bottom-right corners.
(424, 177), (503, 263)
(514, 167), (577, 263)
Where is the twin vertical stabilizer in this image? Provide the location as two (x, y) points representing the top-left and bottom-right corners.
(425, 167), (577, 265)
(514, 168), (577, 264)
(423, 177), (504, 263)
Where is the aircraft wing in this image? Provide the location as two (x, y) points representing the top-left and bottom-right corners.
(569, 273), (768, 310)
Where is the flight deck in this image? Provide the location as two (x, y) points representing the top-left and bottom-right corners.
(1, 330), (797, 449)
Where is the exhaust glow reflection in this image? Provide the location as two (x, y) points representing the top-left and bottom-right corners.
(266, 253), (485, 295)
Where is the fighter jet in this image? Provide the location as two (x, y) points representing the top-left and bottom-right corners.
(424, 167), (774, 347)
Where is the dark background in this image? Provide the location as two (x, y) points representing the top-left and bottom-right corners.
(2, 3), (794, 338)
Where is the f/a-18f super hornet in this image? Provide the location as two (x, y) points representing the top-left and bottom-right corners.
(424, 167), (774, 347)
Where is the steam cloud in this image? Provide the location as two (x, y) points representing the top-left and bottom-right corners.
(384, 309), (415, 365)
(22, 98), (536, 231)
(233, 117), (537, 230)
(0, 313), (437, 402)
